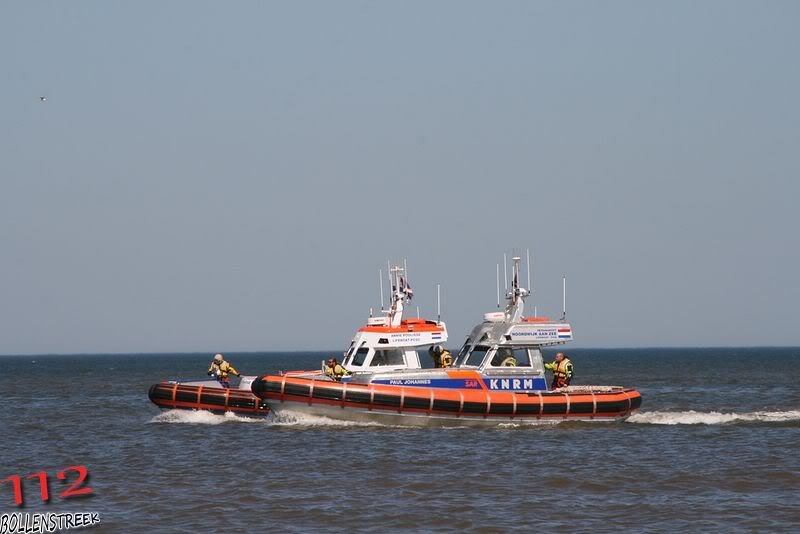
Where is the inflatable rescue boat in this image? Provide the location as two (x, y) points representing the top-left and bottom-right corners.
(149, 376), (270, 417)
(252, 257), (642, 426)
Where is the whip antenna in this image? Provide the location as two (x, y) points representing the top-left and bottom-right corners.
(503, 254), (508, 291)
(379, 269), (384, 310)
(496, 264), (500, 308)
(526, 249), (532, 293)
(561, 275), (567, 321)
(437, 284), (441, 324)
(387, 260), (393, 297)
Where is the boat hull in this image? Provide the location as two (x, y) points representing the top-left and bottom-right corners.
(253, 375), (641, 426)
(149, 381), (271, 417)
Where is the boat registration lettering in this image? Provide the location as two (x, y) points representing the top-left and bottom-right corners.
(488, 378), (535, 390)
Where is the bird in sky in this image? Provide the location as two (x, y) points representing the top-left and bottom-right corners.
(39, 96), (46, 102)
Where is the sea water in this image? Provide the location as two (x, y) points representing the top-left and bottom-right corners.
(2, 348), (799, 531)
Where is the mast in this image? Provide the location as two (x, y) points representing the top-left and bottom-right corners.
(386, 264), (406, 327)
(505, 256), (526, 322)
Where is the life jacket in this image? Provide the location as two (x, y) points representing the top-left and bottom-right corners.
(327, 364), (351, 380)
(209, 360), (238, 379)
(552, 358), (572, 379)
(430, 349), (453, 368)
(440, 350), (453, 368)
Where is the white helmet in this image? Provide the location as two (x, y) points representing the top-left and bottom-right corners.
(213, 353), (224, 362)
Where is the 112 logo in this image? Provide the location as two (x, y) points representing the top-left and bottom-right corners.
(1, 466), (93, 507)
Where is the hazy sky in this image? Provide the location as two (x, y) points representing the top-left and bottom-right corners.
(2, 1), (798, 354)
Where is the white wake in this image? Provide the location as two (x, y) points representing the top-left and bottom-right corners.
(148, 410), (269, 425)
(626, 410), (800, 425)
(148, 409), (386, 428)
(149, 408), (800, 427)
(268, 411), (401, 428)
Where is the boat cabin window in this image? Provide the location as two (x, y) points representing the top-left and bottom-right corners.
(456, 343), (471, 365)
(464, 345), (490, 367)
(342, 342), (356, 363)
(489, 347), (532, 367)
(370, 349), (405, 366)
(351, 346), (370, 366)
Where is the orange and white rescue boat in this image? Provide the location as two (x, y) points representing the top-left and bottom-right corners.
(252, 257), (642, 426)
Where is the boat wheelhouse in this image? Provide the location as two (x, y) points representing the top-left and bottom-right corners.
(284, 262), (448, 379)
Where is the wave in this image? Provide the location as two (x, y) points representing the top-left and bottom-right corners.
(148, 409), (389, 428)
(626, 410), (800, 425)
(268, 412), (391, 428)
(149, 408), (800, 427)
(148, 410), (269, 425)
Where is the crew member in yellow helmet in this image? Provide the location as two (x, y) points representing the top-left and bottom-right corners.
(429, 345), (453, 368)
(207, 353), (240, 388)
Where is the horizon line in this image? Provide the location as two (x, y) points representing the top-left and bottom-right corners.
(1, 344), (799, 357)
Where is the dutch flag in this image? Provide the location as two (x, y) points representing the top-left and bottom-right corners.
(557, 327), (572, 339)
